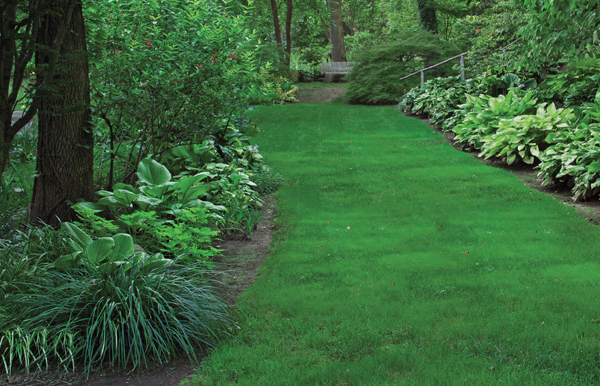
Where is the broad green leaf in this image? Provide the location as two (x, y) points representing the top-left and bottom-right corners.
(113, 189), (138, 206)
(588, 160), (600, 173)
(86, 237), (115, 264)
(73, 201), (105, 213)
(55, 252), (82, 269)
(507, 153), (517, 165)
(113, 182), (138, 193)
(138, 158), (172, 186)
(112, 234), (135, 261)
(98, 195), (129, 209)
(62, 222), (93, 247)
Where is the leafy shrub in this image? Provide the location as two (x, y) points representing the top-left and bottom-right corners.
(479, 103), (575, 164)
(86, 0), (263, 188)
(537, 100), (600, 199)
(453, 90), (539, 150)
(247, 75), (299, 105)
(345, 31), (463, 104)
(399, 76), (468, 130)
(541, 56), (600, 106)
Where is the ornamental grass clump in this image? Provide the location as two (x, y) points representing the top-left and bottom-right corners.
(0, 229), (232, 377)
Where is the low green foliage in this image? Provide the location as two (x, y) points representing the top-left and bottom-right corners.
(537, 100), (600, 199)
(247, 75), (299, 105)
(1, 256), (230, 376)
(541, 56), (600, 106)
(478, 103), (575, 164)
(250, 164), (284, 195)
(453, 90), (538, 150)
(73, 159), (222, 263)
(400, 76), (468, 130)
(400, 73), (538, 133)
(55, 222), (171, 274)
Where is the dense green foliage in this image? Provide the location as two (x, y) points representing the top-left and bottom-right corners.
(192, 102), (600, 384)
(344, 32), (462, 104)
(0, 0), (285, 376)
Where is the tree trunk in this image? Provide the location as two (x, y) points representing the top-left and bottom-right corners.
(30, 0), (93, 226)
(418, 0), (438, 34)
(326, 0), (347, 82)
(270, 0), (283, 50)
(328, 0), (346, 62)
(284, 0), (293, 67)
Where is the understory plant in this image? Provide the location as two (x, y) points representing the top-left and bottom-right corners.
(453, 89), (538, 150)
(399, 76), (468, 131)
(478, 103), (575, 164)
(399, 72), (538, 132)
(73, 158), (223, 263)
(345, 31), (462, 104)
(0, 231), (231, 376)
(537, 100), (600, 199)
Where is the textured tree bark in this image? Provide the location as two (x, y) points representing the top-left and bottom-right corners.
(30, 0), (93, 226)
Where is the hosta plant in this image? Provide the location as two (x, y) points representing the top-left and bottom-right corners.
(453, 89), (538, 150)
(537, 125), (600, 200)
(537, 100), (600, 200)
(479, 103), (575, 165)
(55, 222), (171, 274)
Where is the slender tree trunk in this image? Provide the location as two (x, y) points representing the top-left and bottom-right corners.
(284, 0), (293, 67)
(270, 0), (283, 50)
(30, 0), (93, 226)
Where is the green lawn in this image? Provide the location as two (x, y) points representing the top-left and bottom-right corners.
(192, 103), (600, 385)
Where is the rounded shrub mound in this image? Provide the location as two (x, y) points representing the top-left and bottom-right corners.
(344, 31), (463, 105)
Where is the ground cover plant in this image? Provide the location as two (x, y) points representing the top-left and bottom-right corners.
(192, 102), (600, 384)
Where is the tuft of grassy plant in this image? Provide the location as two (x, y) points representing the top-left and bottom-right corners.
(0, 258), (232, 377)
(191, 103), (600, 385)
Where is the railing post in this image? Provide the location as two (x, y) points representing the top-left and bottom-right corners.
(460, 55), (465, 81)
(421, 70), (424, 85)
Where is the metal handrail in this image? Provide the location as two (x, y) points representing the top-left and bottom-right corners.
(399, 52), (469, 84)
(399, 38), (522, 85)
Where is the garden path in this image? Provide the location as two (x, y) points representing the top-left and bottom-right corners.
(193, 96), (600, 384)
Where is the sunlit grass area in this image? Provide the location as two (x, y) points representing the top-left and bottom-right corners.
(192, 103), (600, 385)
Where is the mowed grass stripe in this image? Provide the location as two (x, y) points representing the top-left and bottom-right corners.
(194, 104), (600, 385)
